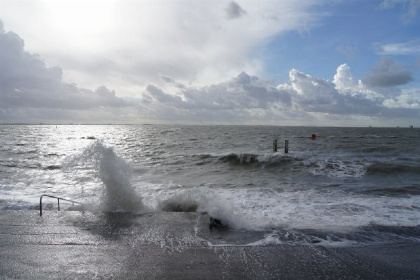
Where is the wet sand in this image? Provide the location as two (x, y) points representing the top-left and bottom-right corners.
(1, 211), (419, 279)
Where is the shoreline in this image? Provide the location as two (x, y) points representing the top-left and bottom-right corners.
(1, 210), (419, 279)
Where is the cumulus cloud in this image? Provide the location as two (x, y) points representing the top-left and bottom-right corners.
(286, 68), (383, 115)
(0, 20), (418, 126)
(383, 88), (420, 109)
(362, 57), (413, 88)
(0, 24), (129, 123)
(333, 64), (358, 89)
(136, 64), (418, 125)
(145, 72), (290, 110)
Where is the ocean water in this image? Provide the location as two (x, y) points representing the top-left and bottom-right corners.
(1, 124), (419, 246)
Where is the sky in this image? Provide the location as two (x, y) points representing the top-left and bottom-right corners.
(0, 0), (419, 126)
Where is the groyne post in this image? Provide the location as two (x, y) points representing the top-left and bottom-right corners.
(273, 139), (278, 152)
(285, 140), (289, 154)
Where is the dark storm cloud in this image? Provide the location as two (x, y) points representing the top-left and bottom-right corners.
(0, 24), (128, 111)
(362, 57), (413, 88)
(225, 1), (247, 20)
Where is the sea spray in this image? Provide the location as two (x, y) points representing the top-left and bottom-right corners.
(63, 140), (144, 211)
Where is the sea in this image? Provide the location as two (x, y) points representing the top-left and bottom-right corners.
(1, 124), (419, 247)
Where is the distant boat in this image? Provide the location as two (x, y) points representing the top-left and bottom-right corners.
(409, 125), (414, 128)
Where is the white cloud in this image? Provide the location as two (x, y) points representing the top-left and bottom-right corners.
(333, 64), (358, 89)
(0, 0), (327, 95)
(383, 88), (420, 109)
(374, 39), (420, 55)
(0, 18), (419, 126)
(135, 64), (419, 124)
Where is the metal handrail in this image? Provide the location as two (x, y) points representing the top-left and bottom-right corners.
(39, 194), (84, 216)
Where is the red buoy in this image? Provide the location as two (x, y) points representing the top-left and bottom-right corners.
(311, 133), (316, 140)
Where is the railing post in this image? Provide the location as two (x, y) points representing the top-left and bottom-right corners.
(40, 195), (43, 216)
(39, 194), (84, 216)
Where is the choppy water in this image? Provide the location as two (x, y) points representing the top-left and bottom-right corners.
(1, 125), (419, 246)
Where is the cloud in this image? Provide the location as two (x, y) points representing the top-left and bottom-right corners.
(225, 2), (247, 19)
(383, 88), (420, 109)
(0, 20), (418, 126)
(0, 1), (328, 95)
(136, 64), (419, 125)
(381, 0), (420, 19)
(286, 68), (383, 115)
(362, 57), (413, 87)
(145, 72), (291, 110)
(0, 24), (130, 123)
(374, 39), (420, 55)
(333, 64), (358, 89)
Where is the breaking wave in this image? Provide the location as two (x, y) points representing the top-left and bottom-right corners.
(64, 140), (144, 212)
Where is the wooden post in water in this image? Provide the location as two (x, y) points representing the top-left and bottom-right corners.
(285, 140), (289, 153)
(273, 139), (278, 152)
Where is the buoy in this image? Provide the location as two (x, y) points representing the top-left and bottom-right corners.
(311, 134), (316, 140)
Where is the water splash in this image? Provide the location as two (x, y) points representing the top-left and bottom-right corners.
(64, 140), (144, 212)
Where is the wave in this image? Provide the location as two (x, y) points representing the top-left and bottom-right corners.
(189, 186), (420, 232)
(366, 162), (420, 175)
(158, 193), (199, 212)
(219, 153), (259, 165)
(192, 152), (367, 178)
(359, 146), (397, 153)
(0, 160), (41, 169)
(361, 185), (420, 196)
(194, 152), (304, 169)
(188, 151), (420, 179)
(259, 154), (303, 168)
(63, 140), (144, 212)
(43, 165), (61, 170)
(239, 225), (420, 247)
